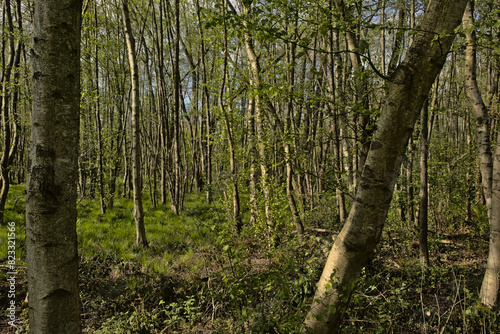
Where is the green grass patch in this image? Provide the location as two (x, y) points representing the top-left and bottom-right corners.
(0, 183), (26, 263)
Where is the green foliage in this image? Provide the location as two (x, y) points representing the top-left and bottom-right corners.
(0, 184), (26, 262)
(95, 309), (163, 334)
(342, 226), (495, 333)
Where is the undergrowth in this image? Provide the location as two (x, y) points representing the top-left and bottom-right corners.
(0, 183), (498, 333)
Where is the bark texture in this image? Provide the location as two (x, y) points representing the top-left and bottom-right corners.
(26, 0), (83, 332)
(121, 0), (148, 246)
(463, 1), (493, 217)
(461, 0), (500, 308)
(482, 129), (500, 307)
(242, 0), (274, 236)
(304, 1), (468, 332)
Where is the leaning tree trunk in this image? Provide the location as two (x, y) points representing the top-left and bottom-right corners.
(304, 1), (468, 332)
(121, 0), (147, 246)
(26, 0), (83, 332)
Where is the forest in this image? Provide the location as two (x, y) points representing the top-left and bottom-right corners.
(1, 0), (500, 333)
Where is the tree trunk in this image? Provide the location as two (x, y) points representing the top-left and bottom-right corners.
(121, 0), (147, 246)
(304, 1), (467, 332)
(286, 18), (304, 241)
(482, 129), (500, 308)
(0, 0), (21, 224)
(219, 6), (242, 232)
(463, 0), (493, 218)
(242, 0), (274, 237)
(328, 21), (347, 224)
(168, 0), (183, 214)
(247, 96), (259, 225)
(418, 99), (430, 267)
(94, 1), (106, 215)
(462, 0), (500, 308)
(26, 0), (83, 332)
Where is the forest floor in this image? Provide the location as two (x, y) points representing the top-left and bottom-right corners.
(1, 184), (499, 333)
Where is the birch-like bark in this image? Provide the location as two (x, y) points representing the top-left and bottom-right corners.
(483, 130), (500, 308)
(121, 0), (147, 246)
(463, 0), (500, 308)
(242, 0), (274, 236)
(304, 1), (467, 332)
(26, 0), (83, 332)
(463, 1), (493, 218)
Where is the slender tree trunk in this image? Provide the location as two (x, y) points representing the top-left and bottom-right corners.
(380, 0), (386, 75)
(286, 18), (304, 241)
(26, 0), (83, 332)
(247, 96), (259, 225)
(329, 23), (347, 224)
(94, 1), (106, 215)
(219, 5), (242, 232)
(407, 142), (415, 227)
(242, 0), (274, 236)
(169, 0), (183, 214)
(482, 129), (500, 308)
(121, 0), (147, 246)
(462, 0), (500, 308)
(340, 2), (370, 180)
(195, 0), (212, 203)
(463, 1), (493, 218)
(0, 0), (21, 224)
(418, 99), (430, 267)
(304, 1), (467, 332)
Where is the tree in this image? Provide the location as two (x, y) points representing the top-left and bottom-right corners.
(304, 0), (468, 332)
(241, 0), (275, 239)
(121, 0), (148, 246)
(418, 99), (430, 267)
(463, 0), (493, 219)
(463, 0), (500, 308)
(0, 0), (22, 224)
(25, 0), (83, 332)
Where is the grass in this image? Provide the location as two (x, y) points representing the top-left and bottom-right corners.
(0, 183), (26, 263)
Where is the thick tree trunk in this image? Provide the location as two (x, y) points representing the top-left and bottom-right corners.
(121, 0), (147, 246)
(304, 1), (467, 332)
(26, 0), (83, 332)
